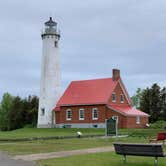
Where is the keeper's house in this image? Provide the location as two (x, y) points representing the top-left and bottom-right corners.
(54, 69), (149, 128)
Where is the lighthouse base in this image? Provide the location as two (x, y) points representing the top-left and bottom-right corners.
(37, 124), (56, 128)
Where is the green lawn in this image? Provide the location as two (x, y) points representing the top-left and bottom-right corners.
(0, 128), (165, 155)
(38, 152), (166, 166)
(0, 128), (164, 140)
(0, 138), (112, 155)
(0, 135), (158, 155)
(0, 128), (165, 166)
(0, 128), (104, 139)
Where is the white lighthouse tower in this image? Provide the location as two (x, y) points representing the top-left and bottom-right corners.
(37, 17), (61, 128)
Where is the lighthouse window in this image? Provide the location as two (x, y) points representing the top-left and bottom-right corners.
(54, 41), (58, 47)
(41, 108), (45, 116)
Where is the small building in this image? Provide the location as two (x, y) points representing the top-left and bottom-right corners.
(54, 69), (149, 128)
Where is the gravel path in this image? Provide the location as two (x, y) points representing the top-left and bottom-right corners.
(13, 146), (114, 161)
(0, 152), (35, 166)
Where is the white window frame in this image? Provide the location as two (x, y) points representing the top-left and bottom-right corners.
(79, 108), (85, 120)
(66, 109), (72, 120)
(136, 116), (140, 124)
(120, 94), (124, 103)
(92, 108), (98, 120)
(112, 92), (116, 102)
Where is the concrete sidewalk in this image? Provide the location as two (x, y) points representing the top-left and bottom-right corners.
(13, 146), (114, 161)
(0, 152), (35, 166)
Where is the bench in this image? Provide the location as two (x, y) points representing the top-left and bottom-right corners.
(113, 143), (166, 166)
(149, 132), (166, 145)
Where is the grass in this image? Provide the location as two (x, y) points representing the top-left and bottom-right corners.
(0, 138), (112, 155)
(0, 128), (165, 166)
(0, 128), (165, 140)
(0, 128), (104, 139)
(0, 128), (165, 155)
(38, 152), (166, 166)
(0, 135), (163, 155)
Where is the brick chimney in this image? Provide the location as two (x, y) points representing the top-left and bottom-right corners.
(112, 69), (120, 81)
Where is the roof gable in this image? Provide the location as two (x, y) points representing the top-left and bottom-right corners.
(56, 78), (118, 106)
(118, 78), (132, 105)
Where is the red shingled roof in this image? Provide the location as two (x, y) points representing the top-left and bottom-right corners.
(56, 78), (118, 107)
(108, 104), (149, 117)
(54, 77), (149, 117)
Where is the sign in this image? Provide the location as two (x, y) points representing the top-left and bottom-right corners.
(106, 117), (118, 136)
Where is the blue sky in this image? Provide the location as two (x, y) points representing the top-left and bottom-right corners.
(0, 0), (166, 99)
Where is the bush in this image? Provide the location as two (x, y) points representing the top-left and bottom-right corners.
(149, 120), (166, 129)
(24, 124), (36, 128)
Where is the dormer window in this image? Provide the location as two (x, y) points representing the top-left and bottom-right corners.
(120, 94), (124, 103)
(112, 93), (116, 102)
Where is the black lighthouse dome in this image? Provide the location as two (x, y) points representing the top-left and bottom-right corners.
(45, 17), (57, 27)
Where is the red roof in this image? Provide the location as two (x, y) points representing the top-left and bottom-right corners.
(54, 76), (149, 117)
(108, 104), (149, 117)
(56, 78), (118, 107)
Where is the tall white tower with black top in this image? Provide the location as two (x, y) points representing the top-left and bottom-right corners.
(37, 17), (61, 128)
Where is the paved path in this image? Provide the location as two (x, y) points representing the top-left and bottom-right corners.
(13, 146), (114, 161)
(0, 152), (35, 166)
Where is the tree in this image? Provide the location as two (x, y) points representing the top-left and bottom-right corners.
(160, 87), (166, 120)
(0, 93), (39, 131)
(23, 95), (38, 126)
(140, 83), (161, 123)
(9, 96), (24, 130)
(0, 93), (14, 131)
(150, 84), (161, 122)
(131, 88), (143, 109)
(140, 87), (151, 115)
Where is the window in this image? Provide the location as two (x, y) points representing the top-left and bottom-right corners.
(41, 108), (45, 116)
(112, 93), (116, 102)
(92, 108), (98, 120)
(66, 109), (72, 120)
(136, 116), (140, 124)
(54, 41), (58, 47)
(79, 109), (84, 120)
(120, 94), (124, 103)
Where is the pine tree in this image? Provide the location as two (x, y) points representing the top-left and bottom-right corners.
(9, 96), (24, 130)
(140, 88), (151, 115)
(140, 84), (162, 123)
(160, 87), (166, 120)
(150, 84), (161, 122)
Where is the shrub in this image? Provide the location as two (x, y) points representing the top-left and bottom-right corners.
(149, 120), (166, 129)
